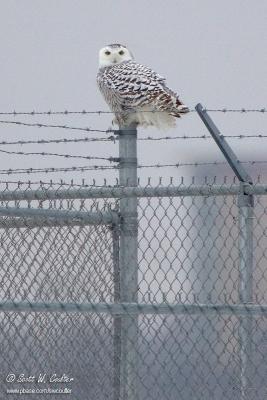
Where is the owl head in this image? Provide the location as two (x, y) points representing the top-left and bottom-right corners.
(99, 44), (133, 67)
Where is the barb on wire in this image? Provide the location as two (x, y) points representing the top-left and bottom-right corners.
(0, 108), (265, 116)
(0, 120), (112, 134)
(0, 148), (118, 162)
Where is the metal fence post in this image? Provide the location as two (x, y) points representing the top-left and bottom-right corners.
(238, 187), (254, 399)
(117, 125), (138, 400)
(111, 223), (121, 400)
(195, 104), (254, 400)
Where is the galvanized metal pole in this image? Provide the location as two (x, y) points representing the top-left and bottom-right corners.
(118, 125), (138, 400)
(111, 223), (121, 400)
(238, 188), (254, 400)
(195, 104), (254, 400)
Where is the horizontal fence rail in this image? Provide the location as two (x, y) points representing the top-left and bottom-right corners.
(1, 301), (267, 316)
(0, 183), (267, 202)
(0, 206), (119, 225)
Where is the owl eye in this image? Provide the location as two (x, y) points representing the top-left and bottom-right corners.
(105, 50), (111, 55)
(118, 50), (124, 55)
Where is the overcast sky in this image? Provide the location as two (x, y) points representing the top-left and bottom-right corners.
(0, 0), (266, 186)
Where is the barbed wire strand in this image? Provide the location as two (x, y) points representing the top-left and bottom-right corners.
(0, 160), (267, 175)
(0, 148), (118, 162)
(138, 134), (267, 141)
(0, 120), (112, 134)
(0, 166), (116, 175)
(0, 134), (267, 147)
(0, 108), (265, 116)
(0, 179), (100, 188)
(0, 137), (113, 146)
(0, 118), (266, 140)
(205, 108), (266, 113)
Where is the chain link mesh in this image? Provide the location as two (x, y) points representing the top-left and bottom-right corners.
(0, 181), (266, 399)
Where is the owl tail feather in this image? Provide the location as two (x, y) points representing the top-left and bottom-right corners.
(177, 104), (190, 113)
(165, 94), (189, 117)
(171, 97), (190, 117)
(170, 106), (189, 118)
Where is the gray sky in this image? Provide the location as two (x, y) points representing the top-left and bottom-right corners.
(0, 0), (266, 185)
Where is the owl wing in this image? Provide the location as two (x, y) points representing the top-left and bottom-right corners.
(100, 61), (168, 109)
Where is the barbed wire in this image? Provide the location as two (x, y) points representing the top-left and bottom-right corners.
(0, 120), (111, 133)
(0, 137), (112, 146)
(138, 160), (267, 169)
(0, 160), (267, 175)
(0, 148), (118, 162)
(137, 134), (267, 141)
(0, 134), (267, 148)
(0, 165), (117, 176)
(0, 179), (95, 188)
(0, 114), (266, 139)
(205, 108), (266, 113)
(0, 108), (265, 116)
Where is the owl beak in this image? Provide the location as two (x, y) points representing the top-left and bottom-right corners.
(112, 57), (118, 64)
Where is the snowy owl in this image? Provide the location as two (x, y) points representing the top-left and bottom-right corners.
(97, 44), (189, 129)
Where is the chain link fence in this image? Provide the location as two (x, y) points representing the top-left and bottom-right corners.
(0, 180), (266, 399)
